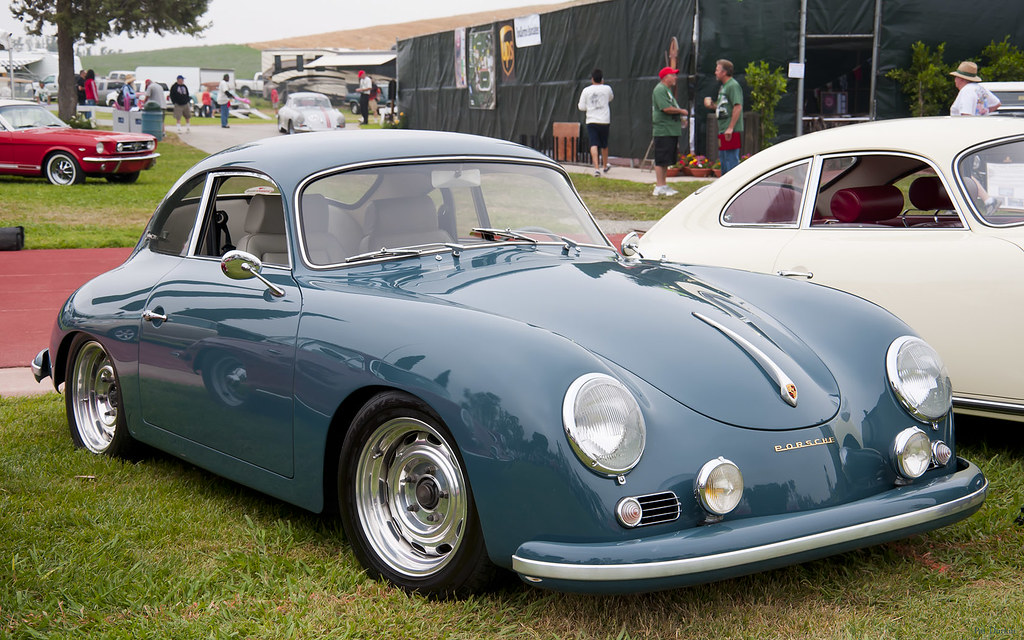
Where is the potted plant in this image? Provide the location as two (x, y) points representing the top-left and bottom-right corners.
(712, 159), (722, 177)
(686, 154), (712, 177)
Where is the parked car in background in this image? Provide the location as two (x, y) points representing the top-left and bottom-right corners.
(640, 116), (1024, 422)
(31, 130), (984, 597)
(345, 85), (390, 115)
(980, 81), (1024, 117)
(276, 91), (345, 133)
(235, 72), (264, 98)
(0, 99), (159, 185)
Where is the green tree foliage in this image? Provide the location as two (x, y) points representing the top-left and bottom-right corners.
(885, 41), (953, 117)
(11, 0), (209, 119)
(744, 60), (787, 148)
(980, 36), (1024, 82)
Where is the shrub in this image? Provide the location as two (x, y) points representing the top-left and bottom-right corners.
(744, 60), (787, 148)
(886, 41), (953, 116)
(980, 36), (1024, 82)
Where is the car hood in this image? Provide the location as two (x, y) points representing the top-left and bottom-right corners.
(342, 248), (842, 430)
(17, 127), (153, 144)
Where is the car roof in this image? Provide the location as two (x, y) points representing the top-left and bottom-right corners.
(189, 130), (557, 189)
(0, 99), (44, 108)
(737, 116), (1024, 176)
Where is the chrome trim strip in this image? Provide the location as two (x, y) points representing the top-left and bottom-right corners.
(0, 163), (41, 171)
(512, 480), (987, 582)
(693, 311), (798, 407)
(82, 152), (160, 163)
(953, 395), (1024, 414)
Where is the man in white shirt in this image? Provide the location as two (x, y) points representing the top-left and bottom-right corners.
(950, 61), (1000, 116)
(217, 73), (234, 128)
(577, 69), (614, 177)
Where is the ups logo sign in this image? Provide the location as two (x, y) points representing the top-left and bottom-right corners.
(500, 25), (515, 79)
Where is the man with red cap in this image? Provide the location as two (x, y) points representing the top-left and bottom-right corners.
(356, 70), (373, 125)
(651, 66), (688, 196)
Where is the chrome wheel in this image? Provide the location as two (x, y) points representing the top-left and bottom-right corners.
(355, 417), (468, 577)
(68, 340), (120, 453)
(45, 152), (82, 185)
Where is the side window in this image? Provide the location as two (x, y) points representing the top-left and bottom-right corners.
(196, 175), (286, 265)
(722, 162), (808, 226)
(145, 175), (207, 256)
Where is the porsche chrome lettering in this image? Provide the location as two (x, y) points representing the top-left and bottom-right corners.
(774, 437), (836, 452)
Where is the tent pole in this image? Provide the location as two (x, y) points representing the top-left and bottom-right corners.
(870, 0), (882, 120)
(796, 0), (807, 136)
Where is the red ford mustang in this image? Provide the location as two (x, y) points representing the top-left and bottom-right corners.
(0, 99), (160, 185)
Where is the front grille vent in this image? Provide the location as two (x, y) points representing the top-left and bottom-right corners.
(118, 141), (150, 153)
(636, 491), (681, 526)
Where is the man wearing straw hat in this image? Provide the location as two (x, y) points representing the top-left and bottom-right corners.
(949, 61), (1000, 116)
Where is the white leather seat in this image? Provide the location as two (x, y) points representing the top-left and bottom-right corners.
(236, 194), (289, 265)
(359, 195), (452, 253)
(301, 193), (362, 264)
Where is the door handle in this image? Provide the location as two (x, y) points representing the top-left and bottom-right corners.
(142, 309), (168, 322)
(776, 270), (813, 279)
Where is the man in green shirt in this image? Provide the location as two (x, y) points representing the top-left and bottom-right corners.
(651, 67), (688, 196)
(704, 59), (744, 174)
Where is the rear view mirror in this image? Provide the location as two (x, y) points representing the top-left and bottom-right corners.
(432, 169), (481, 189)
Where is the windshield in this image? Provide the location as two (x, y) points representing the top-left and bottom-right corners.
(297, 161), (607, 266)
(957, 138), (1024, 225)
(0, 104), (67, 130)
(295, 96), (333, 109)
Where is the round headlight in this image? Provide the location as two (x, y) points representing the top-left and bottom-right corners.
(562, 373), (646, 476)
(95, 142), (105, 154)
(116, 142), (124, 153)
(893, 427), (932, 478)
(886, 336), (951, 422)
(695, 457), (744, 515)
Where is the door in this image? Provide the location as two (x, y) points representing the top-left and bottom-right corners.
(138, 173), (300, 477)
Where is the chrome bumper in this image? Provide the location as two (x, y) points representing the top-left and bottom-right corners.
(512, 459), (986, 590)
(31, 349), (51, 383)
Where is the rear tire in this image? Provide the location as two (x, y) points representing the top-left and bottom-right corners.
(65, 334), (136, 457)
(339, 391), (496, 598)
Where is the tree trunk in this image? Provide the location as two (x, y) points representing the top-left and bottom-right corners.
(56, 0), (77, 121)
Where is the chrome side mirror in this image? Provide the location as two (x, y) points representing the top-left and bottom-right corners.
(221, 250), (285, 297)
(620, 231), (643, 260)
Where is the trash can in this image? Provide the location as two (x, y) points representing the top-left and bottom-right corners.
(141, 102), (164, 140)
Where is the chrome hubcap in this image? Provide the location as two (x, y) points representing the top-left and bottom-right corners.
(71, 341), (119, 453)
(355, 417), (467, 577)
(50, 156), (75, 185)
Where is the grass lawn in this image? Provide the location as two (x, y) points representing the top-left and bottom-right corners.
(1, 395), (1022, 638)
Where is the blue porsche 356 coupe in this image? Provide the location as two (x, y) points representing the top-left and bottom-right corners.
(33, 130), (986, 596)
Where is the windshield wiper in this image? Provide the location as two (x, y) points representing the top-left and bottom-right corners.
(345, 247), (425, 263)
(470, 227), (538, 243)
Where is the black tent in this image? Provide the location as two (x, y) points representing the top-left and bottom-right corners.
(396, 0), (1024, 160)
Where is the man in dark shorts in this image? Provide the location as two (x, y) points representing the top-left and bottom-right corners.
(651, 67), (688, 196)
(577, 68), (614, 177)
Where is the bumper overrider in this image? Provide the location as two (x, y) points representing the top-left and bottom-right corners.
(512, 458), (986, 594)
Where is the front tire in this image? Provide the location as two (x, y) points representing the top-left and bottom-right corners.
(339, 391), (496, 598)
(287, 120), (294, 135)
(105, 172), (140, 184)
(65, 335), (136, 457)
(45, 152), (84, 185)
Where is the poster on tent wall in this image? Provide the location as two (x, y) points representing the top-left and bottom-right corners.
(454, 27), (467, 89)
(499, 21), (516, 83)
(514, 14), (541, 47)
(467, 27), (496, 110)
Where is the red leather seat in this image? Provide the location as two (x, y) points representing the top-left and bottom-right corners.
(830, 185), (904, 223)
(909, 176), (954, 210)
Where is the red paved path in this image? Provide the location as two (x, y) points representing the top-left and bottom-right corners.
(0, 248), (133, 368)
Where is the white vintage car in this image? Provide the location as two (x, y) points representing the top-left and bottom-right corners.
(277, 91), (345, 134)
(639, 116), (1024, 422)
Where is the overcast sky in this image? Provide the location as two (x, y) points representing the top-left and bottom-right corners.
(2, 0), (565, 52)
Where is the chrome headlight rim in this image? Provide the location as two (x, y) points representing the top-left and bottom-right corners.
(694, 457), (744, 516)
(562, 373), (646, 477)
(886, 335), (952, 423)
(893, 426), (932, 479)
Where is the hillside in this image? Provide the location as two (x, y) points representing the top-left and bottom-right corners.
(248, 1), (580, 50)
(80, 44), (261, 78)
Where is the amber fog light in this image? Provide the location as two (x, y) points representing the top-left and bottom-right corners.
(695, 457), (743, 516)
(894, 427), (931, 479)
